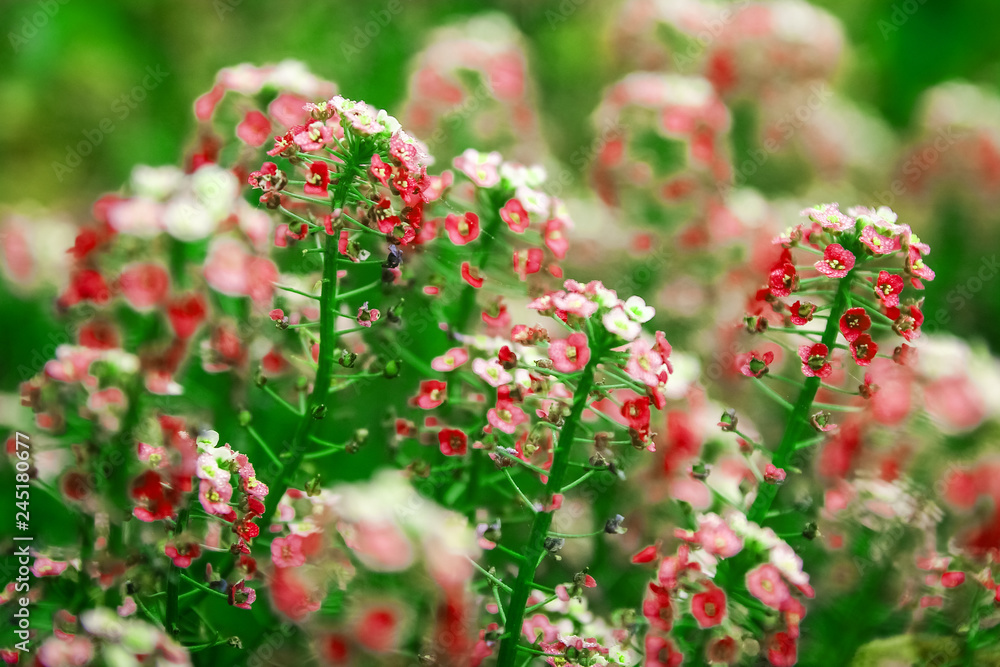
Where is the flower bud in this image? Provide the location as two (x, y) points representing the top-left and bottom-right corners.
(717, 409), (738, 432)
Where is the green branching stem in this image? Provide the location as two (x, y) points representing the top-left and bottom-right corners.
(494, 345), (602, 666)
(258, 155), (364, 529)
(746, 242), (860, 525)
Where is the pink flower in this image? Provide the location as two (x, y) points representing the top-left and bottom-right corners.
(767, 631), (798, 667)
(118, 263), (170, 310)
(430, 347), (469, 372)
(472, 358), (513, 387)
(293, 119), (333, 152)
(487, 398), (529, 434)
(271, 534), (307, 568)
(237, 110), (272, 147)
(544, 219), (570, 260)
(690, 584), (727, 628)
(764, 463), (787, 484)
(551, 291), (598, 318)
(697, 514), (743, 558)
(625, 339), (664, 386)
(860, 224), (897, 255)
(500, 198), (530, 232)
(548, 333), (591, 373)
(814, 243), (855, 278)
(746, 563), (791, 609)
(453, 148), (502, 187)
(800, 203), (854, 232)
(415, 380), (447, 409)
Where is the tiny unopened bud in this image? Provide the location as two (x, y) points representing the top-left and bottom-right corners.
(383, 359), (402, 378)
(238, 410), (252, 427)
(535, 358), (554, 370)
(690, 462), (710, 481)
(498, 345), (517, 370)
(605, 514), (627, 534)
(227, 637), (243, 649)
(311, 403), (327, 420)
(339, 350), (358, 368)
(254, 369), (267, 387)
(717, 409), (738, 432)
(295, 376), (308, 391)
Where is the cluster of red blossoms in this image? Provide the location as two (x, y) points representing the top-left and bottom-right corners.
(744, 203), (932, 384)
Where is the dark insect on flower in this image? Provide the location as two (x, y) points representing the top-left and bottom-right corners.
(385, 244), (403, 269)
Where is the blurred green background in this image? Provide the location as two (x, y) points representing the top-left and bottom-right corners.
(2, 0), (999, 390)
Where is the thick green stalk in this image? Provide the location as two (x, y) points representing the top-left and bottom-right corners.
(746, 255), (858, 524)
(258, 164), (357, 529)
(494, 349), (601, 666)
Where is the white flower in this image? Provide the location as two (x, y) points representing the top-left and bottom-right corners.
(602, 307), (641, 341)
(624, 295), (655, 323)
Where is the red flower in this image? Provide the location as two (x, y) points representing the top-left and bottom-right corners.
(892, 304), (924, 342)
(644, 634), (683, 667)
(839, 307), (871, 343)
(486, 396), (528, 434)
(445, 212), (480, 245)
(415, 380), (447, 410)
(549, 333), (591, 373)
(621, 397), (651, 435)
(690, 584), (727, 628)
(498, 345), (517, 369)
(461, 261), (484, 288)
(789, 301), (816, 325)
(438, 429), (468, 456)
(768, 259), (798, 298)
(798, 343), (831, 378)
(304, 161), (330, 197)
(370, 154), (393, 187)
(860, 225), (896, 255)
(513, 248), (543, 281)
(740, 351), (774, 378)
(500, 198), (530, 233)
(849, 333), (878, 366)
(767, 632), (798, 667)
(632, 545), (659, 564)
(814, 243), (855, 278)
(164, 541), (201, 568)
(874, 270), (904, 308)
(61, 269), (111, 307)
(941, 571), (966, 588)
(642, 583), (673, 632)
(167, 293), (208, 340)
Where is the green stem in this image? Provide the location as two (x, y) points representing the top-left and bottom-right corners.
(495, 347), (601, 667)
(747, 260), (858, 524)
(258, 157), (364, 530)
(164, 507), (190, 638)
